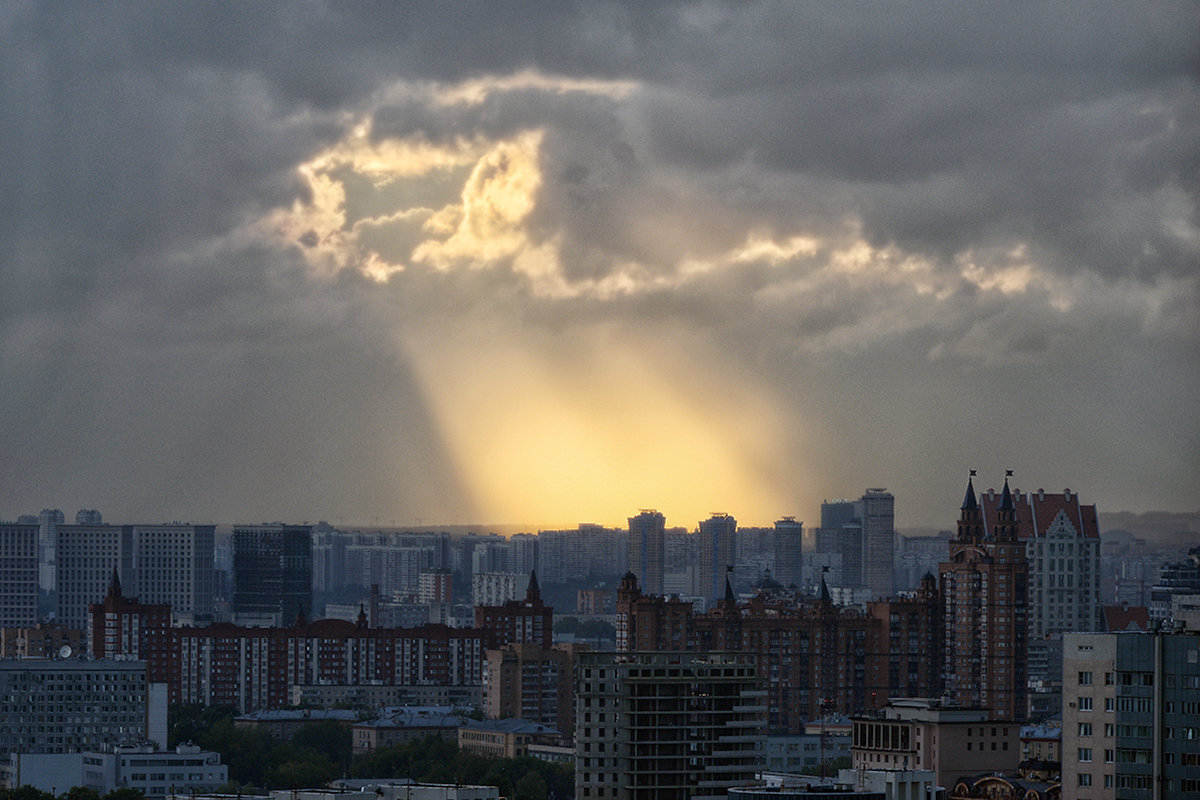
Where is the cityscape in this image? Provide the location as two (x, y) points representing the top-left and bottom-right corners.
(3, 3), (1198, 800)
(1, 477), (1199, 799)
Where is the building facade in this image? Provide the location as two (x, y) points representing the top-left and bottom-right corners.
(0, 659), (167, 754)
(474, 572), (552, 650)
(175, 617), (485, 712)
(940, 474), (1029, 721)
(1061, 629), (1200, 799)
(131, 524), (215, 625)
(698, 513), (737, 605)
(482, 643), (575, 736)
(772, 517), (804, 590)
(851, 698), (1019, 790)
(0, 523), (39, 628)
(861, 489), (895, 600)
(980, 487), (1101, 638)
(627, 511), (666, 596)
(55, 523), (134, 631)
(575, 651), (766, 800)
(232, 524), (312, 624)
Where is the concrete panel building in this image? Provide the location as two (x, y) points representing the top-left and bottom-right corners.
(575, 651), (766, 800)
(0, 522), (39, 628)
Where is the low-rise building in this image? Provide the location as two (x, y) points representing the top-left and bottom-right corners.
(851, 698), (1019, 790)
(0, 658), (167, 754)
(234, 708), (359, 740)
(3, 744), (226, 800)
(351, 707), (470, 754)
(457, 719), (563, 759)
(0, 625), (85, 660)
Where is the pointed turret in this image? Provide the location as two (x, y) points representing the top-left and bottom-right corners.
(961, 471), (979, 511)
(525, 570), (541, 603)
(723, 569), (737, 607)
(356, 603), (369, 629)
(1000, 473), (1014, 511)
(819, 573), (833, 607)
(106, 566), (122, 599)
(956, 470), (985, 543)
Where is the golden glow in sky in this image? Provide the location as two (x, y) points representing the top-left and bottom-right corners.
(258, 72), (1074, 528)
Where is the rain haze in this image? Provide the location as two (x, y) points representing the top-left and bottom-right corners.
(2, 2), (1197, 529)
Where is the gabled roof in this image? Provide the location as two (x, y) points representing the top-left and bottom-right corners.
(979, 487), (1099, 540)
(1102, 604), (1150, 631)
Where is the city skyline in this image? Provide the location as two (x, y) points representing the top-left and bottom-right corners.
(2, 4), (1196, 530)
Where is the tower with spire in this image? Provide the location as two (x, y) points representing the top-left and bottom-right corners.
(940, 470), (1029, 722)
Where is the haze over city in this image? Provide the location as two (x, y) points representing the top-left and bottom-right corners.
(2, 3), (1197, 529)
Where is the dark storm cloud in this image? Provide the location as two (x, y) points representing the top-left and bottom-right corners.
(1, 1), (1196, 524)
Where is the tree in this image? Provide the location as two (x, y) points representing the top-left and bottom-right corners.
(64, 789), (101, 800)
(101, 789), (145, 800)
(514, 770), (548, 800)
(1, 788), (54, 800)
(290, 720), (352, 773)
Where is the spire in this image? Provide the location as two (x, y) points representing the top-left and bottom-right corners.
(819, 574), (833, 607)
(961, 469), (979, 510)
(1000, 470), (1014, 511)
(526, 570), (541, 602)
(356, 603), (368, 629)
(723, 568), (737, 606)
(108, 566), (122, 596)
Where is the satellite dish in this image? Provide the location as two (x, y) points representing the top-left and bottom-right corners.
(58, 645), (72, 659)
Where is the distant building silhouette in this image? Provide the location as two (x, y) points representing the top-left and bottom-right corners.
(772, 516), (804, 589)
(627, 510), (666, 596)
(232, 523), (313, 625)
(698, 512), (737, 605)
(0, 521), (39, 627)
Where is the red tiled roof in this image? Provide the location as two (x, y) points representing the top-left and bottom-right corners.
(1103, 605), (1150, 632)
(979, 488), (1100, 540)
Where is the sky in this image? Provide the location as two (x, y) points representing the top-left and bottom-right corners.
(1, 2), (1197, 531)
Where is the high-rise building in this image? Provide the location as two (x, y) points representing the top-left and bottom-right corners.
(131, 524), (215, 625)
(772, 517), (804, 589)
(627, 510), (666, 596)
(940, 472), (1029, 721)
(37, 508), (64, 591)
(980, 486), (1101, 638)
(698, 513), (737, 604)
(615, 571), (940, 733)
(55, 523), (134, 630)
(89, 568), (172, 686)
(1061, 630), (1200, 798)
(472, 571), (524, 607)
(474, 571), (552, 650)
(861, 489), (895, 599)
(482, 642), (575, 736)
(232, 524), (312, 625)
(0, 522), (39, 627)
(575, 651), (766, 800)
(418, 568), (453, 604)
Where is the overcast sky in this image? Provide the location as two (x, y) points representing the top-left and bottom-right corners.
(2, 2), (1196, 530)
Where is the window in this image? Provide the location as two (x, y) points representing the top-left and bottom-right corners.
(1078, 748), (1093, 762)
(1104, 697), (1114, 712)
(1078, 773), (1092, 787)
(1104, 723), (1114, 737)
(1078, 671), (1093, 685)
(1079, 697), (1093, 711)
(1079, 722), (1093, 736)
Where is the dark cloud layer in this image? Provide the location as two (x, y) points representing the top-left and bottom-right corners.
(1, 2), (1196, 526)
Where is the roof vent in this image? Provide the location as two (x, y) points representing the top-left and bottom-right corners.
(1064, 489), (1072, 501)
(1038, 488), (1045, 500)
